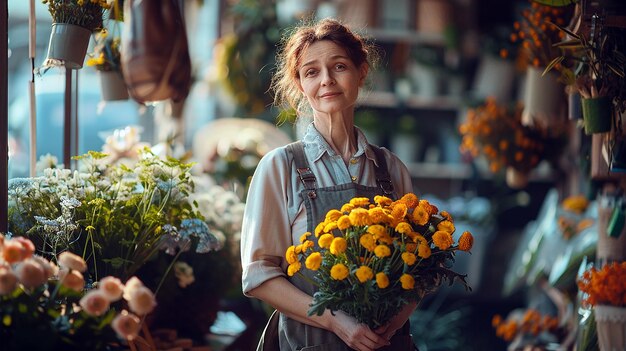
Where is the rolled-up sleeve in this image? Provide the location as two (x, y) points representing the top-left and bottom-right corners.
(240, 148), (294, 296)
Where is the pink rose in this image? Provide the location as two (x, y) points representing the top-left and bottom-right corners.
(57, 251), (87, 273)
(111, 310), (141, 340)
(127, 286), (157, 316)
(14, 258), (47, 289)
(79, 290), (111, 317)
(0, 267), (18, 295)
(59, 268), (85, 292)
(98, 276), (124, 302)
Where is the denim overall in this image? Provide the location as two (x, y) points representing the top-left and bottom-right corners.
(258, 141), (415, 351)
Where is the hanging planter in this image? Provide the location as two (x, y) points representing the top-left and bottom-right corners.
(45, 23), (91, 69)
(521, 67), (565, 130)
(594, 305), (626, 351)
(581, 96), (613, 135)
(505, 167), (529, 189)
(596, 193), (626, 263)
(99, 71), (129, 101)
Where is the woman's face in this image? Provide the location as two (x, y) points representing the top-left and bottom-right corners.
(297, 40), (367, 116)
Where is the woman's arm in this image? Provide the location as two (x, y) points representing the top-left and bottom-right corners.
(249, 276), (391, 351)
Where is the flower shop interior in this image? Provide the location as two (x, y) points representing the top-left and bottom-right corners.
(2, 0), (626, 350)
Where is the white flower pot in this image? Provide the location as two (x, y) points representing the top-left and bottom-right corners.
(45, 23), (91, 69)
(99, 71), (129, 101)
(521, 67), (565, 130)
(595, 305), (626, 351)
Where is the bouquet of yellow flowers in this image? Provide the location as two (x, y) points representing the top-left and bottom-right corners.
(285, 193), (474, 328)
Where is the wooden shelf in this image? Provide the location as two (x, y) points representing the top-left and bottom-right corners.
(360, 91), (461, 111)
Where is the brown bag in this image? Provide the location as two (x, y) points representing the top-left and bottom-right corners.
(257, 310), (280, 351)
(121, 0), (192, 104)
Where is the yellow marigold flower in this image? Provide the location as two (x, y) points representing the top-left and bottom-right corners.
(395, 222), (413, 234)
(405, 243), (418, 253)
(367, 224), (386, 238)
(295, 244), (303, 254)
(437, 220), (455, 234)
(318, 234), (334, 249)
(314, 222), (326, 237)
(412, 234), (426, 245)
(459, 231), (474, 252)
(324, 221), (338, 233)
(359, 233), (376, 252)
(337, 215), (351, 230)
(285, 246), (297, 264)
(412, 205), (430, 226)
(303, 240), (315, 251)
(299, 232), (311, 243)
(400, 274), (415, 290)
(377, 233), (394, 245)
(350, 197), (370, 207)
(349, 208), (370, 226)
(376, 272), (390, 289)
(325, 209), (343, 222)
(287, 262), (301, 276)
(419, 200), (438, 215)
(355, 266), (374, 283)
(330, 237), (348, 255)
(341, 203), (354, 213)
(401, 252), (417, 265)
(397, 193), (419, 209)
(418, 244), (431, 258)
(330, 263), (349, 280)
(374, 245), (391, 258)
(368, 207), (390, 224)
(440, 211), (453, 222)
(433, 230), (453, 250)
(305, 252), (322, 271)
(562, 195), (589, 214)
(374, 195), (393, 207)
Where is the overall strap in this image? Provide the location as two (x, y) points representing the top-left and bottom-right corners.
(286, 141), (317, 199)
(370, 145), (395, 196)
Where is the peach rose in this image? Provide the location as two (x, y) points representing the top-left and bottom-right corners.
(2, 240), (26, 264)
(0, 267), (18, 295)
(59, 268), (85, 292)
(79, 290), (111, 317)
(127, 286), (157, 316)
(57, 251), (87, 273)
(31, 255), (57, 279)
(122, 276), (145, 301)
(14, 259), (47, 289)
(98, 276), (124, 302)
(13, 237), (35, 259)
(111, 310), (141, 340)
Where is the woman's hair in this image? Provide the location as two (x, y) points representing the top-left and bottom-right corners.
(270, 18), (377, 118)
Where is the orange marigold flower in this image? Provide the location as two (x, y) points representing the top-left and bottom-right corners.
(368, 207), (390, 224)
(397, 193), (419, 209)
(374, 195), (393, 207)
(419, 200), (438, 215)
(492, 314), (503, 327)
(459, 231), (474, 251)
(305, 252), (322, 271)
(330, 263), (349, 280)
(355, 266), (374, 283)
(437, 220), (455, 234)
(323, 221), (338, 233)
(401, 252), (417, 265)
(395, 222), (413, 234)
(412, 205), (430, 226)
(367, 224), (386, 238)
(405, 243), (417, 253)
(390, 203), (408, 221)
(440, 211), (453, 222)
(325, 209), (343, 222)
(399, 274), (415, 290)
(359, 234), (376, 252)
(299, 232), (311, 243)
(318, 233), (334, 249)
(287, 262), (301, 277)
(417, 244), (431, 258)
(341, 203), (354, 213)
(374, 245), (391, 258)
(376, 272), (390, 289)
(350, 197), (370, 207)
(285, 246), (297, 264)
(433, 231), (453, 250)
(314, 222), (326, 237)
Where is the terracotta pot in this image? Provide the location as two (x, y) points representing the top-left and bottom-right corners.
(45, 23), (91, 69)
(594, 305), (626, 351)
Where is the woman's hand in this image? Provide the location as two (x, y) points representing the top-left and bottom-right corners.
(374, 301), (418, 341)
(329, 311), (390, 351)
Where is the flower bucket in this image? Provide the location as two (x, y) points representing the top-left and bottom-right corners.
(594, 305), (626, 351)
(521, 67), (565, 129)
(582, 96), (613, 135)
(99, 71), (129, 101)
(596, 194), (626, 263)
(45, 23), (91, 69)
(506, 167), (529, 189)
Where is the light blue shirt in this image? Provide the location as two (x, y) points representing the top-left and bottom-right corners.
(240, 123), (413, 295)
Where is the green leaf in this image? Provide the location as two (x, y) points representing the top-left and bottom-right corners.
(543, 56), (564, 76)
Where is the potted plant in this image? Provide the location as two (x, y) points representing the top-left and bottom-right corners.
(42, 0), (111, 69)
(87, 30), (129, 101)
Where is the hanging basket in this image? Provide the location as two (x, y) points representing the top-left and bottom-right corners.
(45, 23), (91, 69)
(99, 71), (129, 101)
(594, 305), (626, 351)
(505, 167), (529, 189)
(582, 96), (613, 135)
(521, 67), (565, 130)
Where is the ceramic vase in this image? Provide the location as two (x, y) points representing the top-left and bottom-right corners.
(45, 23), (91, 69)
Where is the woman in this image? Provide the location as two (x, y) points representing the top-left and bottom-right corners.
(240, 18), (417, 350)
